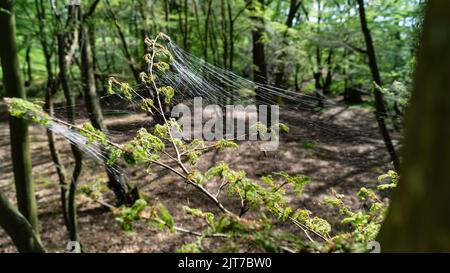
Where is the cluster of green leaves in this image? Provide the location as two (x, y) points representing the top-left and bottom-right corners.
(113, 199), (150, 233)
(5, 97), (50, 126)
(317, 170), (399, 252)
(377, 170), (399, 190)
(206, 163), (310, 221)
(80, 122), (108, 146)
(292, 209), (331, 239)
(112, 198), (177, 235)
(121, 128), (165, 165)
(177, 205), (285, 253)
(249, 122), (290, 141)
(375, 81), (411, 118)
(80, 178), (109, 201)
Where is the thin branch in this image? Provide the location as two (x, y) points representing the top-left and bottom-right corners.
(343, 41), (368, 54)
(83, 0), (101, 19)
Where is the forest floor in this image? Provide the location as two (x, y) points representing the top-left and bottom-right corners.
(0, 99), (396, 252)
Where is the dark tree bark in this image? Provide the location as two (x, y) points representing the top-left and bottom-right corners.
(313, 0), (324, 108)
(35, 0), (71, 231)
(137, 0), (150, 56)
(323, 48), (334, 95)
(25, 45), (32, 87)
(274, 0), (302, 87)
(56, 5), (83, 243)
(378, 1), (450, 252)
(252, 28), (267, 86)
(248, 0), (271, 131)
(248, 0), (268, 102)
(227, 0), (234, 71)
(0, 0), (39, 235)
(357, 0), (400, 172)
(80, 16), (139, 206)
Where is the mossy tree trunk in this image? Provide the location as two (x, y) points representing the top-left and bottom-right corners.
(378, 1), (450, 252)
(0, 191), (45, 253)
(0, 0), (39, 234)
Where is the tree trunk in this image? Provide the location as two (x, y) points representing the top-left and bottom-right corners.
(313, 0), (324, 108)
(104, 0), (140, 83)
(221, 0), (229, 69)
(80, 20), (139, 206)
(274, 0), (301, 87)
(357, 0), (400, 172)
(35, 0), (73, 234)
(0, 0), (39, 235)
(249, 0), (268, 97)
(57, 6), (83, 243)
(25, 45), (32, 87)
(249, 0), (271, 131)
(378, 1), (450, 252)
(227, 0), (234, 71)
(0, 191), (45, 253)
(204, 0), (213, 61)
(323, 48), (334, 95)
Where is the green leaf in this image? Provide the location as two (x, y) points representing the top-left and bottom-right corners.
(159, 205), (175, 232)
(216, 139), (239, 150)
(107, 148), (123, 167)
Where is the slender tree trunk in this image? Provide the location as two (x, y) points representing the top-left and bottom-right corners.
(323, 48), (334, 95)
(357, 0), (400, 172)
(184, 0), (188, 50)
(294, 63), (300, 91)
(210, 10), (220, 65)
(204, 0), (213, 61)
(378, 1), (450, 252)
(227, 0), (234, 71)
(249, 0), (271, 131)
(105, 0), (140, 83)
(164, 0), (170, 33)
(252, 27), (267, 87)
(87, 19), (102, 93)
(44, 87), (70, 230)
(249, 0), (267, 87)
(221, 0), (229, 69)
(35, 0), (71, 231)
(137, 0), (150, 58)
(0, 0), (39, 235)
(274, 0), (301, 87)
(25, 45), (32, 87)
(193, 0), (205, 57)
(57, 7), (83, 243)
(80, 20), (139, 206)
(0, 191), (45, 253)
(313, 0), (324, 108)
